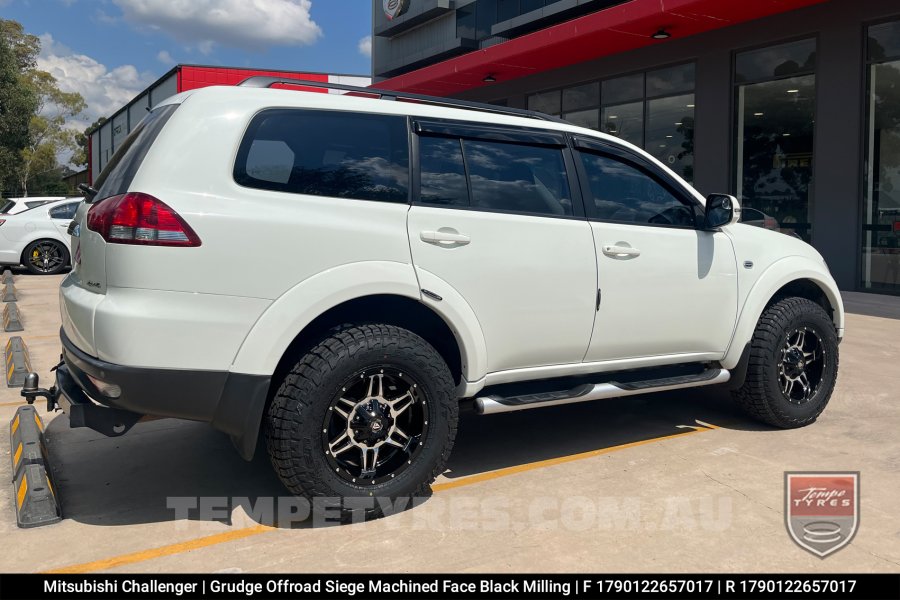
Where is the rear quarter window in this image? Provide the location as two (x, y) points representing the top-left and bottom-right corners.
(94, 104), (178, 201)
(234, 109), (409, 203)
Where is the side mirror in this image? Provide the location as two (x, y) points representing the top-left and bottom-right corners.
(705, 194), (741, 229)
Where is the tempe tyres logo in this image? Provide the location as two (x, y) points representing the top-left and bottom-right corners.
(785, 472), (859, 558)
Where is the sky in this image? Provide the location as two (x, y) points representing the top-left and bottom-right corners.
(1, 0), (373, 128)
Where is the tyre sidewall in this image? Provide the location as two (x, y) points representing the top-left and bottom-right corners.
(271, 328), (455, 503)
(761, 303), (838, 422)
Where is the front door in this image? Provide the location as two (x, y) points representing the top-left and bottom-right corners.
(573, 145), (738, 362)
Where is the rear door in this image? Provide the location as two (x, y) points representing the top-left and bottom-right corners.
(407, 121), (597, 374)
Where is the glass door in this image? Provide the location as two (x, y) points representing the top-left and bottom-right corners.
(734, 38), (817, 242)
(863, 20), (900, 294)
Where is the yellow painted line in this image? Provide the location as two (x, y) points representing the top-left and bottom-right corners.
(13, 442), (22, 469)
(34, 413), (43, 431)
(46, 423), (717, 574)
(10, 414), (19, 434)
(16, 473), (27, 509)
(432, 427), (706, 493)
(47, 525), (275, 574)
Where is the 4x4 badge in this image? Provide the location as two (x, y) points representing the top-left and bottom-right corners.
(785, 471), (859, 558)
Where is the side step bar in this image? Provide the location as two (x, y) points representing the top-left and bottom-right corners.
(474, 368), (730, 415)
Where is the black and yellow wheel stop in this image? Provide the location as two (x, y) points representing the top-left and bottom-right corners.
(2, 302), (23, 332)
(5, 336), (32, 387)
(9, 406), (61, 527)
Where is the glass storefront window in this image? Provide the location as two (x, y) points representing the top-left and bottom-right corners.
(601, 73), (643, 105)
(562, 82), (599, 112)
(564, 109), (599, 130)
(735, 39), (816, 242)
(735, 38), (816, 83)
(526, 63), (695, 182)
(600, 101), (643, 147)
(647, 63), (695, 96)
(527, 89), (561, 115)
(863, 20), (900, 293)
(646, 93), (695, 182)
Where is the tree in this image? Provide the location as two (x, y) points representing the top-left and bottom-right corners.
(17, 58), (86, 197)
(0, 20), (38, 194)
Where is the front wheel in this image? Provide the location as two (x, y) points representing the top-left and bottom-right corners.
(265, 324), (458, 521)
(732, 297), (839, 428)
(23, 239), (69, 275)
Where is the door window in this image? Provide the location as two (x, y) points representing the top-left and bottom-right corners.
(577, 151), (695, 227)
(463, 140), (573, 216)
(418, 137), (469, 207)
(49, 202), (80, 220)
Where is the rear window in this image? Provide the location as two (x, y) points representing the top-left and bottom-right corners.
(94, 105), (178, 201)
(234, 109), (409, 203)
(0, 200), (14, 213)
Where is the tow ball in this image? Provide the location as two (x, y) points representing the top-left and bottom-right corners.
(21, 372), (60, 412)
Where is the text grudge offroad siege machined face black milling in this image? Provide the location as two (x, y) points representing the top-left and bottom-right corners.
(322, 368), (429, 486)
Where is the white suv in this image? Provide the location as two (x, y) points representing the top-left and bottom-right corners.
(39, 78), (843, 518)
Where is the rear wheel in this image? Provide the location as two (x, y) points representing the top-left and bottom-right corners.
(732, 297), (839, 428)
(265, 324), (457, 521)
(23, 239), (69, 275)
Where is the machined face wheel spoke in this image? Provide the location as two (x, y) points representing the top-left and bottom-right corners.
(360, 446), (380, 478)
(322, 367), (429, 484)
(777, 326), (824, 406)
(329, 434), (355, 457)
(366, 373), (384, 399)
(386, 391), (414, 418)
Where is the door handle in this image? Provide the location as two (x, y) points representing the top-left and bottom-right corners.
(602, 244), (641, 257)
(420, 229), (471, 246)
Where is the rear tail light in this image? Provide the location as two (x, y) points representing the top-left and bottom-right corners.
(86, 192), (201, 247)
(0, 219), (5, 227)
(764, 216), (778, 229)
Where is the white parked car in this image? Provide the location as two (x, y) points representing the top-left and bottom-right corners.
(0, 197), (81, 274)
(32, 79), (843, 520)
(0, 196), (68, 215)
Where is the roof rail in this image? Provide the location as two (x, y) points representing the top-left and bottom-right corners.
(237, 76), (568, 125)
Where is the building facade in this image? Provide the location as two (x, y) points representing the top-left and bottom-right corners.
(372, 0), (900, 295)
(88, 65), (370, 185)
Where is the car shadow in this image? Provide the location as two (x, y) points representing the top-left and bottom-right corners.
(45, 386), (770, 528)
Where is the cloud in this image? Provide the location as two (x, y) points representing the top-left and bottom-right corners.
(358, 35), (372, 58)
(113, 0), (322, 52)
(36, 33), (156, 127)
(157, 50), (174, 64)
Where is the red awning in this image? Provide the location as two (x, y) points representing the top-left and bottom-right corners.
(375, 0), (829, 96)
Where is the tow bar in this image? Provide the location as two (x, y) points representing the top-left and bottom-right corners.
(20, 371), (60, 413)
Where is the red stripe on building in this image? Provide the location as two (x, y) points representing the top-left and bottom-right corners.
(375, 0), (830, 95)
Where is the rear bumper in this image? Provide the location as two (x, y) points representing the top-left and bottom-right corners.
(58, 328), (271, 460)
